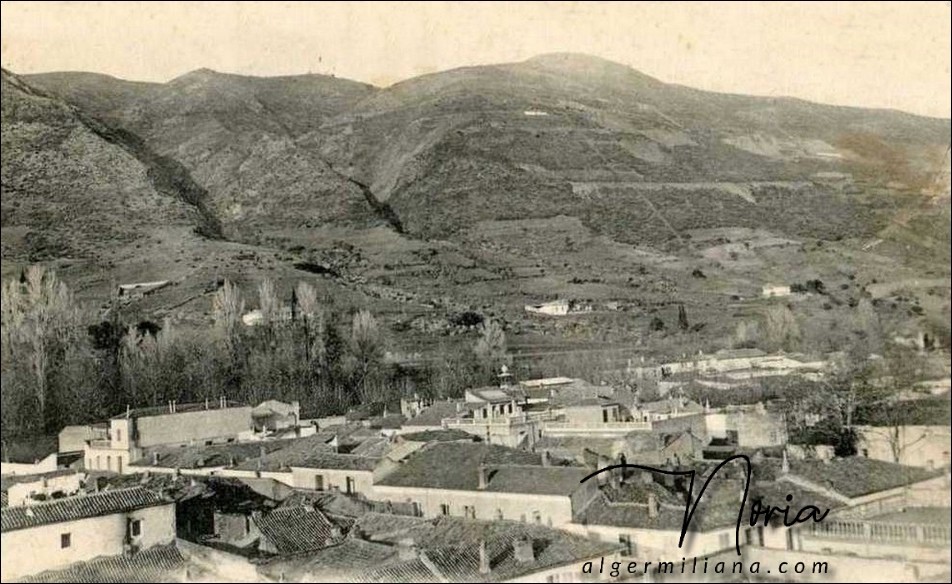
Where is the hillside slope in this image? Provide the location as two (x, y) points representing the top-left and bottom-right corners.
(1, 69), (216, 261)
(13, 55), (951, 360)
(27, 69), (393, 240)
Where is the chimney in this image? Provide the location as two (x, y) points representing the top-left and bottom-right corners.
(541, 450), (551, 467)
(205, 398), (209, 410)
(647, 492), (659, 519)
(781, 450), (790, 474)
(171, 400), (176, 413)
(168, 401), (173, 414)
(397, 537), (417, 561)
(478, 540), (491, 574)
(513, 537), (535, 563)
(126, 404), (131, 418)
(477, 465), (489, 490)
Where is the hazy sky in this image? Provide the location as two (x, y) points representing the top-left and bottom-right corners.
(2, 1), (950, 118)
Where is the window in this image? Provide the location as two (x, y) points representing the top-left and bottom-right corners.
(116, 429), (122, 442)
(106, 456), (112, 471)
(533, 510), (542, 524)
(96, 456), (101, 470)
(618, 534), (632, 556)
(117, 458), (123, 474)
(345, 476), (355, 494)
(60, 533), (71, 548)
(130, 519), (142, 537)
(718, 532), (731, 549)
(314, 475), (324, 491)
(482, 409), (488, 419)
(602, 410), (609, 423)
(439, 504), (450, 516)
(494, 508), (504, 521)
(464, 505), (476, 519)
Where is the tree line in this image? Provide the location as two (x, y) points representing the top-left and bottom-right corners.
(1, 266), (511, 440)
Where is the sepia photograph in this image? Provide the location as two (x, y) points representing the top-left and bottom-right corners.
(0, 1), (950, 582)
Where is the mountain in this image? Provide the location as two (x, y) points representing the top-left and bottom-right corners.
(309, 53), (949, 242)
(10, 54), (952, 359)
(0, 68), (216, 261)
(26, 69), (392, 241)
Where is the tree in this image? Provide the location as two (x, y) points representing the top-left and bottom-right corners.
(764, 304), (800, 351)
(733, 320), (761, 349)
(211, 280), (245, 393)
(295, 281), (324, 368)
(346, 310), (386, 403)
(473, 319), (509, 381)
(1, 266), (90, 433)
(212, 280), (244, 339)
(257, 278), (280, 328)
(678, 304), (690, 331)
(88, 319), (129, 416)
(854, 346), (928, 463)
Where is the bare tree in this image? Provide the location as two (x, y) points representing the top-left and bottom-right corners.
(764, 304), (801, 351)
(212, 280), (245, 340)
(474, 319), (509, 381)
(257, 278), (280, 327)
(347, 309), (386, 403)
(295, 281), (325, 367)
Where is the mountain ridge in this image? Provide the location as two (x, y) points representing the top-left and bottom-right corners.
(5, 54), (950, 359)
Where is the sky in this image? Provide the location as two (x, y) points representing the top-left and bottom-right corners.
(2, 1), (950, 118)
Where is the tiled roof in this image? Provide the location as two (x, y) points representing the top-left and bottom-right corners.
(348, 558), (441, 583)
(398, 429), (479, 443)
(17, 543), (185, 583)
(483, 465), (590, 496)
(376, 443), (543, 491)
(349, 437), (392, 457)
(285, 452), (380, 472)
(131, 439), (301, 470)
(256, 539), (399, 581)
(534, 435), (622, 459)
(352, 512), (437, 540)
(111, 400), (248, 420)
(1, 469), (79, 493)
(229, 436), (345, 472)
(254, 505), (337, 554)
(578, 469), (846, 532)
(352, 514), (622, 582)
(131, 433), (350, 471)
(366, 414), (407, 430)
(779, 457), (943, 498)
(252, 400), (298, 418)
(1, 487), (168, 532)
